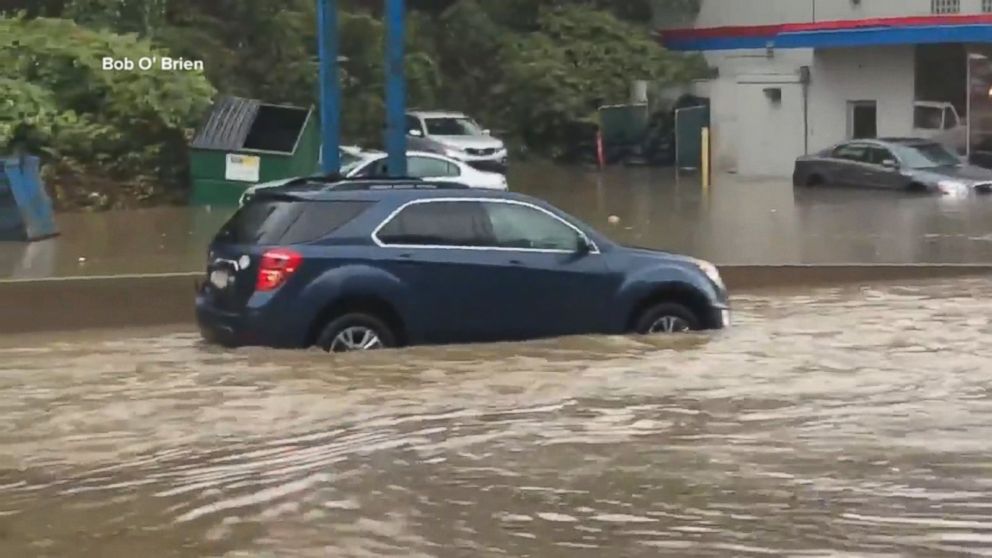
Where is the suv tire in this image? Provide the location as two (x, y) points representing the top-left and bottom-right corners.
(634, 302), (701, 334)
(317, 312), (397, 352)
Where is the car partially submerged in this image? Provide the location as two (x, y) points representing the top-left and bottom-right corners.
(198, 180), (730, 352)
(793, 138), (992, 195)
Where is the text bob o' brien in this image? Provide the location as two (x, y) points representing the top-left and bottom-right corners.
(102, 57), (204, 72)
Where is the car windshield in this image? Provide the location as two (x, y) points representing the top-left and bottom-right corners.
(341, 158), (365, 175)
(894, 143), (961, 169)
(424, 117), (483, 136)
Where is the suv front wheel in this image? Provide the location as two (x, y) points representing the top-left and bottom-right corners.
(634, 302), (700, 334)
(317, 313), (397, 352)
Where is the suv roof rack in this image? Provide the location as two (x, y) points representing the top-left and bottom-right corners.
(262, 174), (423, 191)
(329, 181), (471, 191)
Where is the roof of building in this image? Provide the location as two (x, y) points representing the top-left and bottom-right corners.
(658, 14), (992, 51)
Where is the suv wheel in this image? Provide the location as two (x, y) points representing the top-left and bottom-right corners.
(317, 313), (397, 352)
(634, 303), (700, 335)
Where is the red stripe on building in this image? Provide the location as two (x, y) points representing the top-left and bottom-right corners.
(661, 24), (783, 41)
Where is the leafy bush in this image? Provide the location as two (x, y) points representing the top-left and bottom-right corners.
(0, 15), (214, 206)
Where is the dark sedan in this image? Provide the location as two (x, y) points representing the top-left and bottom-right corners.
(793, 138), (992, 195)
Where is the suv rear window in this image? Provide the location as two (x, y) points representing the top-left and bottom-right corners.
(216, 200), (372, 245)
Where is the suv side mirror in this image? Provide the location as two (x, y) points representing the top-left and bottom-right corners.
(882, 159), (899, 169)
(575, 235), (593, 255)
(482, 129), (492, 135)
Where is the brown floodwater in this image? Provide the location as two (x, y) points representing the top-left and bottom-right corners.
(6, 164), (992, 278)
(2, 279), (991, 556)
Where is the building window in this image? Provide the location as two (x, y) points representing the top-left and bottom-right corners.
(984, 0), (992, 12)
(932, 0), (960, 13)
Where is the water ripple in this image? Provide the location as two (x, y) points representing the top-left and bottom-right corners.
(1, 279), (991, 556)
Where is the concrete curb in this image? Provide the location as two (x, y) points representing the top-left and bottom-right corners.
(2, 265), (990, 335)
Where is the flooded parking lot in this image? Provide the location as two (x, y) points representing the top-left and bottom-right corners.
(7, 165), (992, 279)
(2, 278), (991, 556)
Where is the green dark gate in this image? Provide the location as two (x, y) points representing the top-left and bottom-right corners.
(675, 105), (710, 170)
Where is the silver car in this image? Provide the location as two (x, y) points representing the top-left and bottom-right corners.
(793, 138), (992, 195)
(405, 111), (508, 173)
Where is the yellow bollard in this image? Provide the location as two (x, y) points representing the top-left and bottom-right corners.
(701, 126), (711, 191)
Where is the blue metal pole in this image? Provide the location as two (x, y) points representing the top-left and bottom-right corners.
(385, 0), (407, 176)
(317, 0), (341, 175)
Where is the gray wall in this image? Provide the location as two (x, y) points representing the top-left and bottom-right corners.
(679, 0), (992, 28)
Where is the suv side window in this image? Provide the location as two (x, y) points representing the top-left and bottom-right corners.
(944, 107), (959, 129)
(914, 106), (942, 129)
(484, 202), (584, 251)
(218, 200), (372, 245)
(405, 115), (424, 136)
(408, 156), (460, 178)
(376, 201), (494, 247)
(832, 144), (868, 162)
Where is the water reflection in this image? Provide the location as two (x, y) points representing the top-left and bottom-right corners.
(5, 166), (992, 279)
(1, 280), (991, 556)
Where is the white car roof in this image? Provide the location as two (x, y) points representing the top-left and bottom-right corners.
(407, 110), (469, 119)
(362, 150), (462, 162)
(914, 101), (952, 109)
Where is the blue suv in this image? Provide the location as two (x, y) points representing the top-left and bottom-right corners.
(196, 180), (730, 352)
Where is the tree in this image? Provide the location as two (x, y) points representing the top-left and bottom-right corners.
(2, 0), (706, 208)
(0, 15), (215, 206)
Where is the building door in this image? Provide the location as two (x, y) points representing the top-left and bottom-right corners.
(675, 105), (710, 170)
(847, 101), (877, 139)
(736, 79), (804, 176)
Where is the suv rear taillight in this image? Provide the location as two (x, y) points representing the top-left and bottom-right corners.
(256, 249), (302, 291)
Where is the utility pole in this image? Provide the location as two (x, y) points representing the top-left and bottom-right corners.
(317, 0), (341, 175)
(385, 0), (408, 176)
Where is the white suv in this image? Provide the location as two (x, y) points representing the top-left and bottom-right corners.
(406, 111), (508, 173)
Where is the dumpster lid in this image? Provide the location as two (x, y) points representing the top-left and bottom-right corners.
(192, 96), (313, 155)
(191, 97), (261, 151)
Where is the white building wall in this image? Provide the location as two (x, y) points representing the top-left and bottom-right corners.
(698, 45), (915, 175)
(814, 0), (989, 21)
(702, 49), (814, 174)
(808, 46), (916, 153)
(681, 0), (992, 28)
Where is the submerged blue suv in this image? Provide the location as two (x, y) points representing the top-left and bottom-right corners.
(196, 179), (730, 352)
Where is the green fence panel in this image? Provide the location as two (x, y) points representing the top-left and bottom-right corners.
(675, 105), (709, 170)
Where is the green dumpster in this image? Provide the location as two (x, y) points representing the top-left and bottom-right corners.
(189, 96), (320, 205)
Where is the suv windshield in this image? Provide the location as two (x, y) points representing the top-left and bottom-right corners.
(894, 143), (961, 169)
(341, 150), (362, 169)
(341, 154), (368, 175)
(216, 200), (372, 245)
(424, 117), (483, 136)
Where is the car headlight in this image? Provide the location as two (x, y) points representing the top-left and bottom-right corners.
(444, 147), (465, 158)
(691, 258), (725, 290)
(937, 180), (969, 195)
